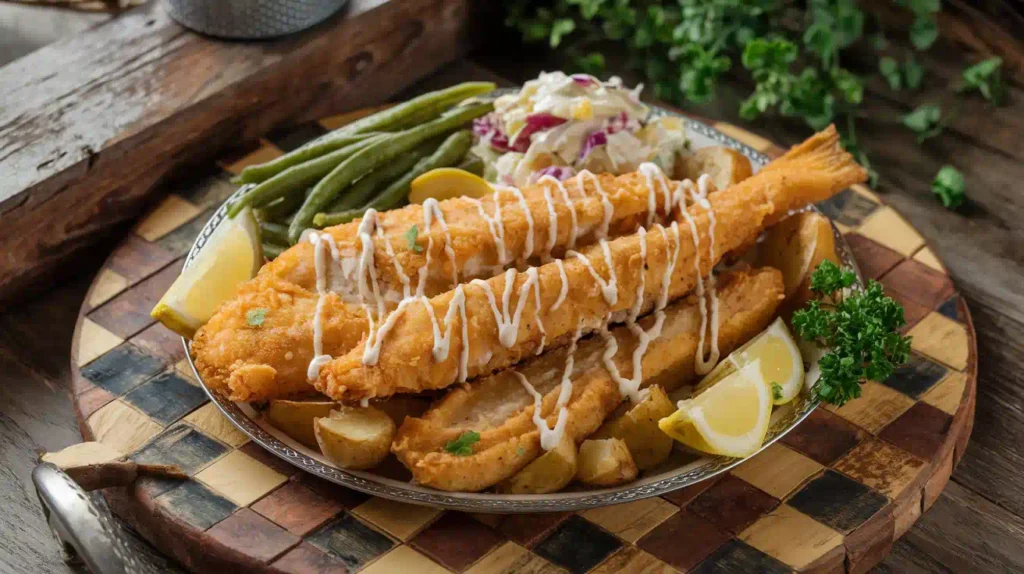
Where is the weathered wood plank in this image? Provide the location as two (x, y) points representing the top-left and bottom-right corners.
(0, 0), (476, 307)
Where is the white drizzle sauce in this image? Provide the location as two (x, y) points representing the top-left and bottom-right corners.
(575, 170), (613, 239)
(471, 268), (540, 349)
(536, 175), (560, 261)
(514, 326), (581, 451)
(550, 259), (569, 311)
(492, 185), (535, 260)
(567, 239), (618, 305)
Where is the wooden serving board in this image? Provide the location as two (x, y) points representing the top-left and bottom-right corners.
(69, 117), (977, 574)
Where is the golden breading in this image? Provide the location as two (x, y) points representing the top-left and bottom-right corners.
(315, 127), (866, 402)
(392, 267), (784, 492)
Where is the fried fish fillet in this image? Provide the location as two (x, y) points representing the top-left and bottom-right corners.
(192, 169), (706, 401)
(392, 267), (783, 492)
(316, 126), (866, 402)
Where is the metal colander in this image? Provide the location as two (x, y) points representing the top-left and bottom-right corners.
(164, 0), (349, 39)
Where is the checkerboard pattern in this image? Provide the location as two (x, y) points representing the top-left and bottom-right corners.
(70, 119), (976, 573)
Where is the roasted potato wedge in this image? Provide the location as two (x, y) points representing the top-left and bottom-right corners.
(675, 146), (754, 190)
(496, 434), (578, 494)
(592, 385), (676, 470)
(576, 438), (638, 487)
(756, 211), (839, 317)
(266, 400), (337, 449)
(314, 406), (395, 470)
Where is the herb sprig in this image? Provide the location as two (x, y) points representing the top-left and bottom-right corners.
(444, 431), (481, 456)
(792, 261), (911, 406)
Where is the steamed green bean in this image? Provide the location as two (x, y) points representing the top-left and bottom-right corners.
(288, 104), (491, 242)
(312, 130), (473, 228)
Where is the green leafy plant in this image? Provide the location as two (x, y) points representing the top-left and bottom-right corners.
(505, 0), (1001, 209)
(792, 261), (912, 406)
(932, 165), (965, 209)
(901, 104), (943, 142)
(960, 57), (1005, 104)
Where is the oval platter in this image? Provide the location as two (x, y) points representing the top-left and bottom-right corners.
(183, 100), (858, 513)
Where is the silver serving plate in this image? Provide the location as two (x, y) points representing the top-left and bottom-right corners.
(183, 103), (863, 512)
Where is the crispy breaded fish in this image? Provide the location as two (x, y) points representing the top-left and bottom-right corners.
(316, 126), (866, 402)
(192, 169), (706, 401)
(392, 267), (784, 492)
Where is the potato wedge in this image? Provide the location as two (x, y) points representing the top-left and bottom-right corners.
(314, 406), (395, 470)
(592, 385), (676, 470)
(576, 438), (638, 487)
(756, 211), (839, 317)
(675, 146), (754, 190)
(266, 400), (336, 449)
(496, 433), (578, 494)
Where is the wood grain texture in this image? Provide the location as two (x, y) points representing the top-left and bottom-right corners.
(0, 0), (475, 308)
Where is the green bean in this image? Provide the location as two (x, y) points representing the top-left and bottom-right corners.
(262, 242), (286, 260)
(226, 135), (384, 218)
(312, 130), (473, 228)
(257, 188), (308, 223)
(259, 222), (291, 246)
(455, 153), (485, 177)
(235, 132), (380, 184)
(288, 104), (491, 243)
(325, 139), (439, 213)
(237, 81), (493, 185)
(340, 82), (495, 135)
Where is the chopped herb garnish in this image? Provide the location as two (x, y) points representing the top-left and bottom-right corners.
(771, 383), (783, 401)
(445, 431), (480, 456)
(246, 308), (268, 327)
(932, 165), (966, 209)
(516, 445), (526, 457)
(404, 225), (424, 253)
(792, 261), (911, 407)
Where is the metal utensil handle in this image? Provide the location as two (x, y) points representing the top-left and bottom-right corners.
(32, 463), (133, 574)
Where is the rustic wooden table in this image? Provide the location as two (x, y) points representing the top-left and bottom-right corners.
(1, 2), (1022, 572)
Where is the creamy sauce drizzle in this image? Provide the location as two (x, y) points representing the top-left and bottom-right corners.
(471, 268), (541, 349)
(575, 170), (613, 239)
(567, 239), (618, 305)
(306, 160), (722, 454)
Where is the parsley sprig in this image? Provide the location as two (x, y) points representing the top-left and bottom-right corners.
(444, 431), (480, 456)
(792, 261), (912, 407)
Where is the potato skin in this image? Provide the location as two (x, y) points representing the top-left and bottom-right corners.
(592, 385), (676, 470)
(496, 434), (577, 494)
(314, 406), (395, 470)
(755, 211), (838, 319)
(576, 438), (638, 487)
(675, 146), (754, 190)
(266, 400), (337, 449)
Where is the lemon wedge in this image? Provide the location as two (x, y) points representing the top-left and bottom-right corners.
(151, 208), (262, 338)
(658, 360), (772, 458)
(693, 317), (805, 405)
(408, 167), (493, 204)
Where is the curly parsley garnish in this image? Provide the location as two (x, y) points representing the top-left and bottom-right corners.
(245, 308), (268, 327)
(444, 431), (480, 456)
(792, 261), (911, 407)
(404, 225), (424, 253)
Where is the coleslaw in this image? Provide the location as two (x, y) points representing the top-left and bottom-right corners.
(471, 72), (689, 186)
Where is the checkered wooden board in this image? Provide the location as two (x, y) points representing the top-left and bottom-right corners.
(70, 116), (977, 574)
